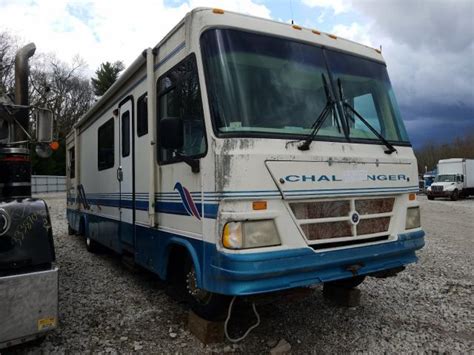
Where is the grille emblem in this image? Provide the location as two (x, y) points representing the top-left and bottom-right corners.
(351, 212), (360, 225)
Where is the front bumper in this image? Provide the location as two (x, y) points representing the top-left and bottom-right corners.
(205, 230), (425, 296)
(427, 189), (453, 197)
(0, 268), (58, 349)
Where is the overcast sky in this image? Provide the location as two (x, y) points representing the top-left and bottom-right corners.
(1, 0), (472, 147)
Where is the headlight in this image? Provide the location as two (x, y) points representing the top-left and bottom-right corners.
(222, 220), (280, 249)
(405, 207), (421, 229)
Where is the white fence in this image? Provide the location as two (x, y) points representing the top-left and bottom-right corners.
(31, 175), (66, 193)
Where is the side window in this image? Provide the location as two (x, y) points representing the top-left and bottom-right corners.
(121, 111), (130, 157)
(157, 55), (206, 163)
(69, 147), (75, 178)
(137, 94), (148, 137)
(98, 118), (114, 171)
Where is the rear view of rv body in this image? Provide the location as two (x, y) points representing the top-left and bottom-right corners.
(66, 8), (425, 319)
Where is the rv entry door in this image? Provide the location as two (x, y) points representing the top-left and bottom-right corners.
(118, 98), (135, 249)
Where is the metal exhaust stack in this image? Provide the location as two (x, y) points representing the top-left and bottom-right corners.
(14, 42), (36, 142)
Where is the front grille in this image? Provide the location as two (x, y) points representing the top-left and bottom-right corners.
(289, 197), (395, 249)
(432, 185), (443, 192)
(301, 221), (352, 240)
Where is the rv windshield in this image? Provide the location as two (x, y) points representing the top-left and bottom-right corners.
(201, 29), (410, 144)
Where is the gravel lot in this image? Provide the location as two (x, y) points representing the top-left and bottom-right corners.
(5, 194), (473, 353)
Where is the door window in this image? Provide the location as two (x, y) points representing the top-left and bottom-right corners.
(69, 147), (75, 178)
(121, 111), (130, 157)
(137, 93), (148, 137)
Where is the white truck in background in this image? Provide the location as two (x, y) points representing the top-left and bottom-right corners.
(427, 158), (474, 200)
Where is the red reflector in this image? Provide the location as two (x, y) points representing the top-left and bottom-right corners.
(0, 155), (30, 162)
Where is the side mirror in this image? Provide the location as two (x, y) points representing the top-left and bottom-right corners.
(159, 117), (183, 150)
(35, 108), (53, 143)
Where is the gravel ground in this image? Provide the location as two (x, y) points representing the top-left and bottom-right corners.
(5, 193), (473, 353)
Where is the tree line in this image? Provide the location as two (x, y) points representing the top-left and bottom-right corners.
(415, 132), (474, 173)
(0, 31), (123, 175)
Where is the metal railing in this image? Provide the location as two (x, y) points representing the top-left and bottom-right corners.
(31, 175), (66, 193)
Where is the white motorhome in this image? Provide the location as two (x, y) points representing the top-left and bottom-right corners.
(66, 8), (425, 319)
(427, 158), (474, 200)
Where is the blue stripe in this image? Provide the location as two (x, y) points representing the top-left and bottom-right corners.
(83, 186), (416, 199)
(72, 185), (416, 218)
(79, 197), (218, 219)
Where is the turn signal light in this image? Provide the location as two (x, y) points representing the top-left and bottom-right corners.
(50, 141), (60, 151)
(213, 8), (224, 14)
(408, 193), (416, 201)
(252, 201), (267, 210)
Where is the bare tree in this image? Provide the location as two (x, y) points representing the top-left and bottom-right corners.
(1, 32), (94, 138)
(1, 31), (95, 174)
(29, 53), (94, 137)
(0, 31), (17, 97)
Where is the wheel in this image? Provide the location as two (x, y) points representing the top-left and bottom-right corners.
(68, 224), (75, 235)
(179, 258), (230, 320)
(427, 195), (434, 200)
(85, 235), (101, 253)
(326, 275), (366, 289)
(450, 190), (459, 201)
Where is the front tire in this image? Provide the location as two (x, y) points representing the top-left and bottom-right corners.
(180, 259), (230, 320)
(450, 190), (459, 201)
(68, 224), (75, 235)
(427, 195), (435, 200)
(85, 235), (101, 253)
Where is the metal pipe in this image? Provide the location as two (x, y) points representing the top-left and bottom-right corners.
(14, 43), (36, 142)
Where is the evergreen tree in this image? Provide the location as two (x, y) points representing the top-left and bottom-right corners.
(91, 61), (124, 96)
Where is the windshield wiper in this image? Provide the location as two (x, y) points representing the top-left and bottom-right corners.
(298, 74), (339, 151)
(337, 79), (397, 155)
